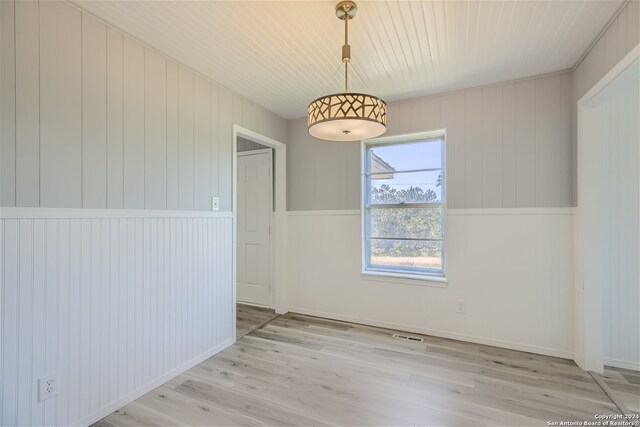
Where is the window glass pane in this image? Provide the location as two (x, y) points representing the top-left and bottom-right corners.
(368, 239), (443, 272)
(368, 207), (443, 239)
(369, 139), (443, 172)
(369, 170), (443, 204)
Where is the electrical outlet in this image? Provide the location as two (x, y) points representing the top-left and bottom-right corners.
(211, 196), (219, 211)
(457, 302), (466, 315)
(38, 373), (58, 402)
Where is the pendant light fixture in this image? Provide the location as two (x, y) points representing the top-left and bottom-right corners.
(307, 1), (387, 142)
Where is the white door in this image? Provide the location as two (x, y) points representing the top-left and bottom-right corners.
(237, 150), (272, 306)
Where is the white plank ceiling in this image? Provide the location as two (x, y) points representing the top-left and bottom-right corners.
(71, 0), (623, 119)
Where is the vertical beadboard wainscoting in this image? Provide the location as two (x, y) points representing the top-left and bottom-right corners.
(286, 208), (575, 359)
(0, 208), (234, 427)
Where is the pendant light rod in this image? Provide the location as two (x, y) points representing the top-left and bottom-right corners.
(337, 1), (356, 93)
(345, 56), (349, 92)
(344, 16), (349, 92)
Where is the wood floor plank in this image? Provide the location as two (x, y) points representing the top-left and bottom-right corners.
(137, 385), (265, 426)
(95, 310), (623, 426)
(175, 378), (330, 426)
(599, 366), (640, 415)
(236, 303), (279, 338)
(103, 400), (187, 427)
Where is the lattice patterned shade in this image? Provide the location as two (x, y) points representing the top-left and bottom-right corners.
(308, 93), (387, 141)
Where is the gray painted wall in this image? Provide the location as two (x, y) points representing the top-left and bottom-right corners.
(0, 0), (287, 211)
(286, 71), (573, 211)
(572, 0), (639, 205)
(3, 0), (635, 213)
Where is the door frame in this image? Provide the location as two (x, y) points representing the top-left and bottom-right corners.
(232, 125), (287, 341)
(236, 148), (273, 307)
(575, 44), (639, 373)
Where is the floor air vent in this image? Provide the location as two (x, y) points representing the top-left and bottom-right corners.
(392, 333), (424, 342)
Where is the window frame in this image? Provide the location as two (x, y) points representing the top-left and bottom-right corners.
(361, 129), (447, 280)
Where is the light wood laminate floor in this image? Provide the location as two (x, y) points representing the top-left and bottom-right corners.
(598, 366), (640, 415)
(95, 313), (626, 426)
(236, 304), (279, 339)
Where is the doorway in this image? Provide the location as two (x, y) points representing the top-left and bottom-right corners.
(232, 126), (287, 340)
(237, 148), (272, 306)
(575, 45), (639, 375)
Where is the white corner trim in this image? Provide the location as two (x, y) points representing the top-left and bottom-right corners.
(288, 307), (574, 360)
(78, 338), (234, 427)
(0, 207), (233, 219)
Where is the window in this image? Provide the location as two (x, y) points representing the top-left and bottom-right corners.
(363, 132), (446, 278)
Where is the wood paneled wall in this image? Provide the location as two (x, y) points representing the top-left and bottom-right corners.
(286, 71), (573, 211)
(0, 210), (234, 426)
(0, 2), (284, 425)
(0, 0), (287, 211)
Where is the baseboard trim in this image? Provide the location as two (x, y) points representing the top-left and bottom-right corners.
(78, 338), (235, 427)
(604, 358), (640, 371)
(237, 300), (273, 310)
(288, 307), (574, 360)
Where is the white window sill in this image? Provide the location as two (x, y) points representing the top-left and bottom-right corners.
(361, 270), (448, 287)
